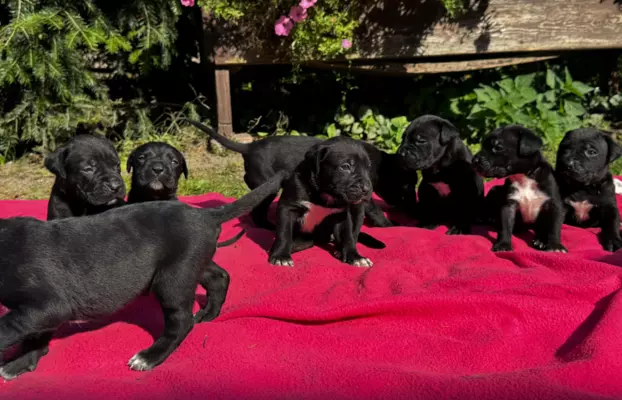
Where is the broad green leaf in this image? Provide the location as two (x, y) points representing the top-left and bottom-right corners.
(391, 116), (408, 127)
(564, 99), (587, 117)
(257, 131), (269, 137)
(326, 123), (338, 138)
(482, 85), (501, 101)
(546, 69), (558, 89)
(514, 73), (535, 90)
(498, 78), (514, 94)
(564, 67), (573, 86)
(351, 122), (364, 135)
(570, 81), (594, 97)
(474, 88), (492, 103)
(337, 113), (354, 126)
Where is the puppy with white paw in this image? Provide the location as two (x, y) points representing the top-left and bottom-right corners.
(269, 137), (383, 267)
(556, 128), (622, 252)
(473, 125), (567, 253)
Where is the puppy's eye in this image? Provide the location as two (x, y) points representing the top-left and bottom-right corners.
(585, 149), (597, 157)
(340, 163), (352, 172)
(492, 145), (504, 153)
(171, 159), (179, 166)
(137, 155), (146, 161)
(82, 166), (94, 173)
(415, 136), (427, 144)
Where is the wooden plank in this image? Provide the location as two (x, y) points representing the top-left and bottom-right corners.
(308, 55), (558, 75)
(211, 0), (622, 65)
(215, 68), (233, 137)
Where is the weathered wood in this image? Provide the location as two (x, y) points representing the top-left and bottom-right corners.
(308, 55), (558, 75)
(211, 0), (622, 65)
(215, 68), (233, 137)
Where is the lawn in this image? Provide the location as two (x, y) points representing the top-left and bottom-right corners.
(0, 134), (249, 200)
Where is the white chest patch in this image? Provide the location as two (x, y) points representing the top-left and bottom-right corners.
(568, 200), (593, 222)
(298, 201), (344, 233)
(507, 175), (550, 224)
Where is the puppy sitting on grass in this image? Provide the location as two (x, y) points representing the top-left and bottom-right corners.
(397, 115), (484, 235)
(269, 136), (381, 267)
(473, 125), (567, 253)
(555, 128), (622, 252)
(126, 142), (188, 203)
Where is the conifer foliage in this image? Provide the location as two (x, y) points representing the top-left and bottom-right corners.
(0, 0), (181, 157)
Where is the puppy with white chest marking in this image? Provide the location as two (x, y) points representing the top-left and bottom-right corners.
(555, 128), (622, 252)
(269, 136), (381, 267)
(127, 142), (188, 203)
(397, 115), (484, 234)
(473, 125), (567, 253)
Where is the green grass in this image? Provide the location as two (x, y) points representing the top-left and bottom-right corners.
(0, 132), (248, 200)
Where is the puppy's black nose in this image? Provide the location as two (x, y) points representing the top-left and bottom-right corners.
(397, 147), (408, 157)
(105, 180), (123, 191)
(362, 183), (371, 195)
(152, 166), (165, 175)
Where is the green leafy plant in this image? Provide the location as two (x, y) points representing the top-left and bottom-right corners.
(324, 106), (410, 152)
(0, 0), (183, 158)
(448, 68), (598, 147)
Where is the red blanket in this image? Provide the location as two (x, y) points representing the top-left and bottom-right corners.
(1, 181), (622, 400)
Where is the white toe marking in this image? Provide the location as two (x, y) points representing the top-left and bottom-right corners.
(128, 354), (151, 371)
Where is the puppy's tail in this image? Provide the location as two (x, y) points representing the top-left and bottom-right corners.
(207, 171), (286, 225)
(216, 229), (247, 247)
(357, 232), (386, 249)
(186, 119), (250, 154)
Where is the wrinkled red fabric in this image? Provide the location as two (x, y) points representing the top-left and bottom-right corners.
(0, 178), (621, 400)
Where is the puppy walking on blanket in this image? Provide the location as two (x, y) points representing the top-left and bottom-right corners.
(0, 172), (286, 380)
(473, 125), (567, 253)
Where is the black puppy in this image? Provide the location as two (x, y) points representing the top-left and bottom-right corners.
(127, 142), (188, 203)
(269, 137), (377, 267)
(555, 128), (622, 251)
(187, 120), (419, 229)
(45, 134), (126, 220)
(397, 115), (484, 234)
(472, 125), (567, 253)
(0, 172), (285, 380)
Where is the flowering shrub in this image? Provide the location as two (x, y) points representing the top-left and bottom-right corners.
(192, 0), (468, 61)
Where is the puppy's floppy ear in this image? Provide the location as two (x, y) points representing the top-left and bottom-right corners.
(126, 149), (136, 174)
(601, 131), (622, 164)
(517, 127), (543, 156)
(305, 143), (329, 175)
(438, 119), (460, 145)
(180, 153), (189, 179)
(44, 144), (68, 179)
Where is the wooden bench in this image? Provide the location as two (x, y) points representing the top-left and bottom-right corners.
(202, 0), (622, 138)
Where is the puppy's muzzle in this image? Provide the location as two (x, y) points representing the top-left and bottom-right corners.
(347, 181), (372, 204)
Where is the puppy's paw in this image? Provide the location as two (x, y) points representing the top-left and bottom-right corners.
(128, 353), (155, 372)
(446, 226), (470, 236)
(268, 256), (294, 267)
(602, 237), (622, 252)
(336, 250), (373, 267)
(532, 239), (568, 253)
(350, 257), (373, 267)
(492, 241), (513, 252)
(0, 366), (19, 382)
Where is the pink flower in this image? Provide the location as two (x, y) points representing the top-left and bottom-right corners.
(341, 39), (352, 49)
(289, 5), (308, 22)
(274, 16), (294, 37)
(180, 0), (195, 6)
(299, 0), (317, 9)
